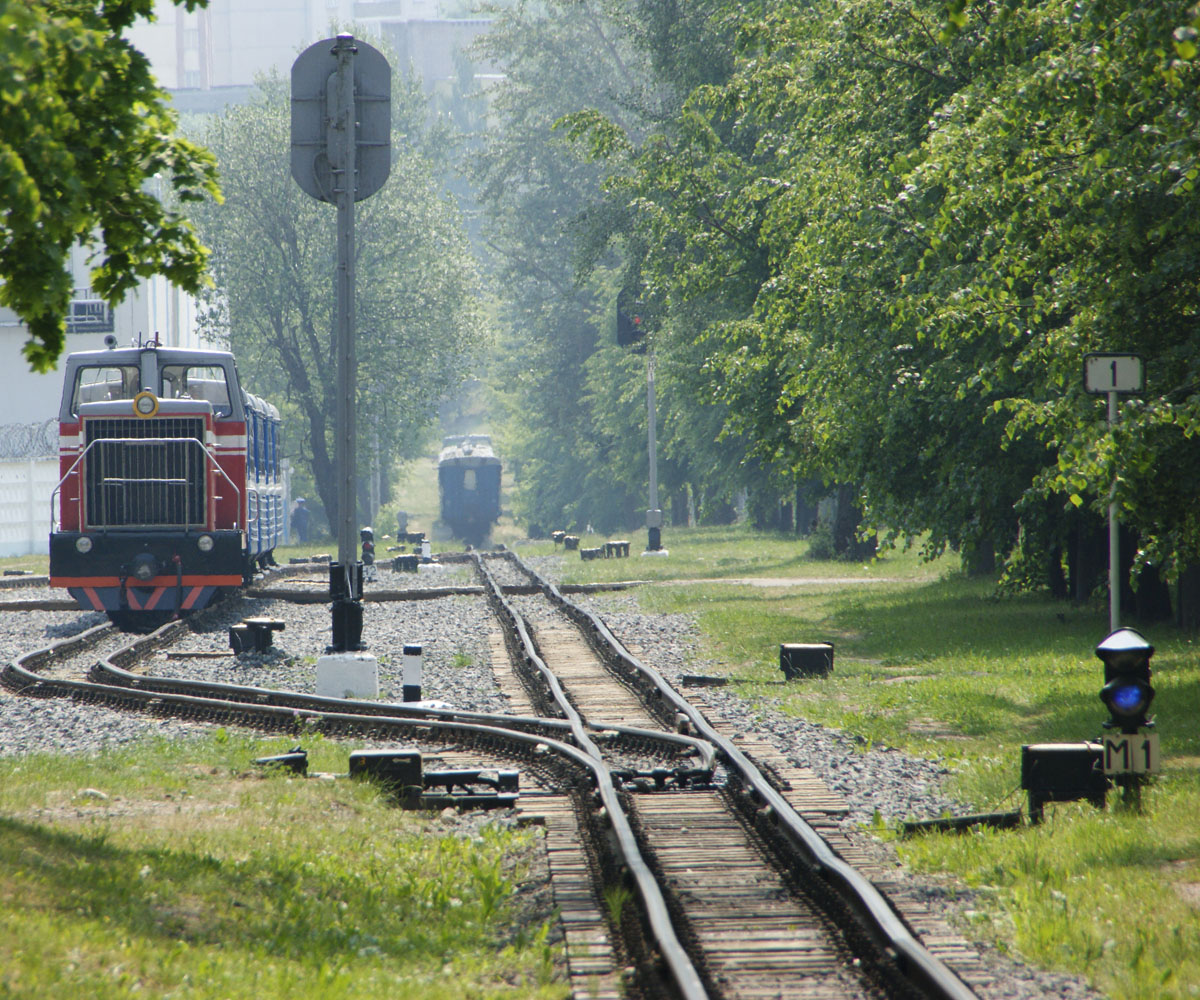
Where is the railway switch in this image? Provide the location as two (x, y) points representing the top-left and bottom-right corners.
(253, 747), (308, 776)
(230, 617), (285, 654)
(1096, 628), (1155, 733)
(423, 769), (520, 794)
(350, 750), (423, 793)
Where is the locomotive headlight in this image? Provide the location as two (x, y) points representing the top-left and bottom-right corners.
(196, 534), (214, 553)
(132, 391), (159, 418)
(130, 553), (158, 582)
(75, 536), (93, 554)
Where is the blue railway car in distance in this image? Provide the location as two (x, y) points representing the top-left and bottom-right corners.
(437, 435), (501, 545)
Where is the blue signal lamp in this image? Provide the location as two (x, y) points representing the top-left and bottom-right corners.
(1096, 628), (1155, 734)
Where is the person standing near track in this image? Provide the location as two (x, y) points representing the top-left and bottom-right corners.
(290, 498), (311, 543)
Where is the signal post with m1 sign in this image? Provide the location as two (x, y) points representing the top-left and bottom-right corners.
(1096, 627), (1159, 810)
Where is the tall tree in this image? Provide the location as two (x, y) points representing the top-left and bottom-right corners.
(469, 0), (643, 532)
(0, 0), (218, 372)
(195, 74), (484, 532)
(573, 0), (1200, 593)
(473, 0), (764, 534)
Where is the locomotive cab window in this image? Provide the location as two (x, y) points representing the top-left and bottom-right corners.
(463, 469), (477, 491)
(160, 365), (233, 416)
(71, 365), (140, 412)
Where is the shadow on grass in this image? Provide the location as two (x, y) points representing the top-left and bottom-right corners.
(0, 815), (460, 963)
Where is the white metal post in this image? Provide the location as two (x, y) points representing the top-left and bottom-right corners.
(1108, 389), (1120, 632)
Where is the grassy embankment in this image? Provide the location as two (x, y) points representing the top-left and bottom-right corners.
(525, 523), (1200, 1000)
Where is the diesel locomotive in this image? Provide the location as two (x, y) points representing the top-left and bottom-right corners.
(49, 341), (284, 629)
(437, 435), (501, 545)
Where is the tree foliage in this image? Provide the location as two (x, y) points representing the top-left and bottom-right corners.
(471, 0), (767, 535)
(195, 74), (484, 531)
(556, 0), (1200, 594)
(0, 0), (218, 372)
(474, 0), (1200, 594)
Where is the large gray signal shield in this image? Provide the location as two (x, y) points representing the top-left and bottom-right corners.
(291, 36), (391, 203)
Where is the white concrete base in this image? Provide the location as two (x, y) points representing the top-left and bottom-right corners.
(640, 548), (670, 557)
(316, 652), (379, 699)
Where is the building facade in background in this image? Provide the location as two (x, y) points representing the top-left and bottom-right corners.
(125, 0), (495, 114)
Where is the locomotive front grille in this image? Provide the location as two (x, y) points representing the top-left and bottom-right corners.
(83, 418), (207, 529)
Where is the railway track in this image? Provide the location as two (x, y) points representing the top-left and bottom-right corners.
(2, 554), (986, 1000)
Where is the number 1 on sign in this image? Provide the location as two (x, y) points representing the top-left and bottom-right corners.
(1083, 353), (1143, 395)
(1102, 733), (1160, 774)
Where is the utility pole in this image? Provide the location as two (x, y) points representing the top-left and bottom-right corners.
(645, 350), (665, 554)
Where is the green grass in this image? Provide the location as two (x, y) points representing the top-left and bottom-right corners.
(0, 552), (48, 575)
(551, 523), (1200, 1000)
(518, 522), (943, 585)
(0, 732), (564, 1000)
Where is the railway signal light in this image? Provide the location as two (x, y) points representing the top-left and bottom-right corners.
(360, 526), (375, 566)
(616, 288), (647, 348)
(1096, 627), (1155, 734)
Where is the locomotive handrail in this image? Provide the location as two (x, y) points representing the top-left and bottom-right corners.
(51, 436), (243, 532)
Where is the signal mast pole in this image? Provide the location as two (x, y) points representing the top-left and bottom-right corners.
(291, 32), (389, 654)
(334, 34), (357, 575)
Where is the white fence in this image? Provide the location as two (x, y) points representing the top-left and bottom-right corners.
(0, 457), (58, 557)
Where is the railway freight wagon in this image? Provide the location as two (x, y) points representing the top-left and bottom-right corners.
(49, 342), (284, 629)
(437, 435), (501, 545)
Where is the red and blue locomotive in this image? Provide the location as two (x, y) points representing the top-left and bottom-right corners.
(49, 342), (283, 629)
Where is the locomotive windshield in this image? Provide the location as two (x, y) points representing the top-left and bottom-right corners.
(67, 362), (235, 417)
(160, 364), (233, 416)
(70, 365), (140, 410)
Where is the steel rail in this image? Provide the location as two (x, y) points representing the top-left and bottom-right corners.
(87, 654), (714, 774)
(474, 552), (711, 1000)
(1, 586), (713, 772)
(1, 621), (117, 692)
(7, 656), (609, 785)
(4, 589), (710, 999)
(505, 549), (981, 1000)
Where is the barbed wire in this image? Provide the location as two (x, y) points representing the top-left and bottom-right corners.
(0, 420), (58, 460)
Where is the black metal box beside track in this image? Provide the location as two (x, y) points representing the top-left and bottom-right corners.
(349, 750), (423, 790)
(1021, 743), (1107, 820)
(780, 642), (834, 679)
